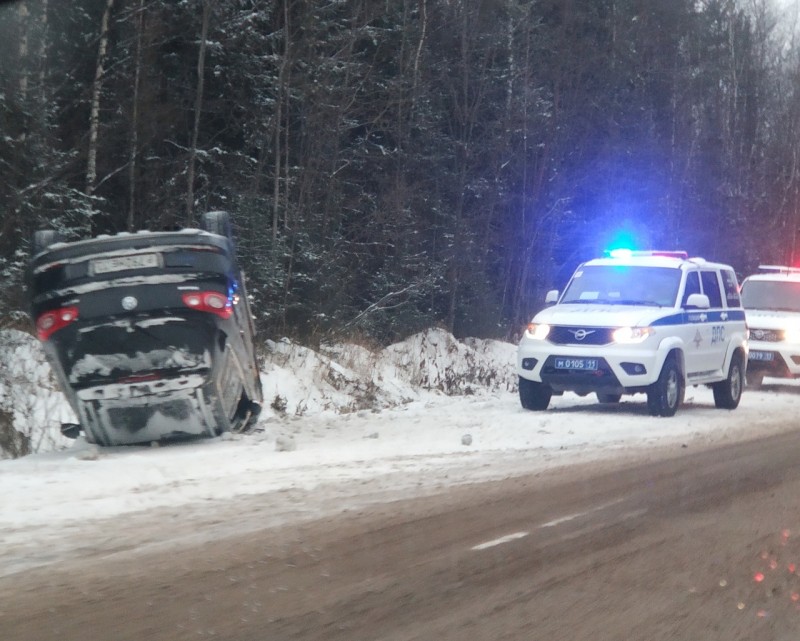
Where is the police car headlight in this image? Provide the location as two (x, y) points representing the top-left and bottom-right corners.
(783, 325), (800, 343)
(612, 326), (654, 344)
(525, 323), (551, 340)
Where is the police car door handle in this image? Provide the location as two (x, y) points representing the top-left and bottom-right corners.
(721, 312), (728, 320)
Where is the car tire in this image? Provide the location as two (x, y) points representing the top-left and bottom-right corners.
(519, 376), (552, 411)
(713, 352), (744, 409)
(596, 393), (622, 404)
(200, 210), (233, 239)
(746, 370), (763, 389)
(32, 229), (62, 255)
(647, 355), (683, 417)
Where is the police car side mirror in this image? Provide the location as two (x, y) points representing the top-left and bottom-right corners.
(685, 293), (710, 310)
(545, 289), (559, 305)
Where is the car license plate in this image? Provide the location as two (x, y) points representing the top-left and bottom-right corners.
(91, 253), (159, 275)
(749, 350), (774, 362)
(555, 357), (599, 371)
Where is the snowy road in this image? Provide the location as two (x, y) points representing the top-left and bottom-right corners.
(5, 416), (800, 640)
(3, 382), (800, 579)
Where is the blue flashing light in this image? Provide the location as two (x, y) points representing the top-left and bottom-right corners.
(608, 248), (633, 259)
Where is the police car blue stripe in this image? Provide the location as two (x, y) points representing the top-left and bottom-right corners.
(650, 309), (746, 326)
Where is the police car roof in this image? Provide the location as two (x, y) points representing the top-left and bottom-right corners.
(744, 266), (800, 283)
(583, 253), (718, 269)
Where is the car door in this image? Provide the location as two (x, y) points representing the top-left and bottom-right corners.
(698, 269), (728, 375)
(680, 270), (707, 378)
(719, 266), (745, 367)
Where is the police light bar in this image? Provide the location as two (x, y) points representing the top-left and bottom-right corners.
(606, 249), (688, 259)
(758, 265), (800, 273)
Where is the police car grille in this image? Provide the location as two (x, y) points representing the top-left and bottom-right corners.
(548, 326), (614, 346)
(748, 328), (783, 342)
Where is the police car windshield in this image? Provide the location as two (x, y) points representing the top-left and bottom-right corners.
(561, 265), (681, 307)
(741, 280), (800, 312)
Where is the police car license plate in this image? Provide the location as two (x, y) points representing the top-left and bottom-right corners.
(555, 357), (599, 371)
(91, 253), (159, 275)
(749, 350), (774, 362)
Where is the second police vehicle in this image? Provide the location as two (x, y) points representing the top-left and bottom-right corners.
(517, 250), (748, 416)
(739, 265), (800, 388)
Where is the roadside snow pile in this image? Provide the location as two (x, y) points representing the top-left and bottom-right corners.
(0, 328), (517, 456)
(261, 328), (516, 418)
(0, 330), (73, 458)
(378, 328), (517, 395)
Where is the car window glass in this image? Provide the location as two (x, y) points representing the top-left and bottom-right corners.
(721, 269), (741, 308)
(700, 270), (723, 307)
(681, 271), (701, 306)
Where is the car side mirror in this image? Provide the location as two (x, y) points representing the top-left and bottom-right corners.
(545, 289), (559, 305)
(685, 293), (710, 309)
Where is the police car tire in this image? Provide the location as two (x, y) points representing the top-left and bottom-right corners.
(597, 393), (621, 404)
(712, 353), (744, 409)
(519, 377), (551, 411)
(647, 356), (683, 417)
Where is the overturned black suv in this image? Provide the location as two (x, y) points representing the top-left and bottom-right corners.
(27, 211), (263, 446)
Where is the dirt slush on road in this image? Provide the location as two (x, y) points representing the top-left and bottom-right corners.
(5, 425), (800, 641)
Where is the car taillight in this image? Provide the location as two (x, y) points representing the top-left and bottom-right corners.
(181, 291), (233, 319)
(36, 306), (79, 341)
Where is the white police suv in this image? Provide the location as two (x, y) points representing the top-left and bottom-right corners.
(517, 250), (748, 416)
(739, 265), (800, 388)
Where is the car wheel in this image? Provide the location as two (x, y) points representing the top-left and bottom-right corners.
(596, 393), (622, 404)
(746, 370), (763, 389)
(713, 353), (744, 409)
(519, 376), (552, 411)
(32, 229), (62, 255)
(647, 355), (683, 417)
(200, 210), (233, 239)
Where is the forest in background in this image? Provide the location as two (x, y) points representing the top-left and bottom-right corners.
(1, 0), (800, 344)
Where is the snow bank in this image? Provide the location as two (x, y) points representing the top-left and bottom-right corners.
(0, 330), (74, 457)
(0, 328), (517, 456)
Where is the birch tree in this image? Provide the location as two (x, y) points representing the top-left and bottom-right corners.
(86, 0), (115, 198)
(185, 0), (210, 227)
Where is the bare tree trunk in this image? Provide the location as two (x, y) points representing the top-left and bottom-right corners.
(18, 1), (29, 99)
(273, 0), (290, 243)
(86, 0), (115, 198)
(411, 0), (427, 113)
(186, 0), (211, 227)
(127, 0), (145, 231)
(37, 0), (48, 107)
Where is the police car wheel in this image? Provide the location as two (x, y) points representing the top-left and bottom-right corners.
(596, 393), (621, 404)
(713, 353), (744, 409)
(519, 377), (551, 411)
(647, 356), (683, 417)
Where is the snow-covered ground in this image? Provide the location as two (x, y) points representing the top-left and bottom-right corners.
(2, 328), (800, 578)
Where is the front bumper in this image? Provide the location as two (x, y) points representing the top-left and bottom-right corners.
(517, 339), (660, 393)
(747, 341), (800, 378)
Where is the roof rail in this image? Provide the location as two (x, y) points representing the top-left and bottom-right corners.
(758, 265), (800, 273)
